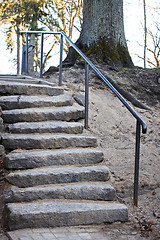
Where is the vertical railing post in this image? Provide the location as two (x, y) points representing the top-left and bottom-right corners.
(17, 31), (20, 75)
(20, 33), (22, 75)
(134, 121), (141, 207)
(40, 33), (44, 78)
(85, 62), (89, 129)
(26, 33), (29, 73)
(59, 34), (63, 86)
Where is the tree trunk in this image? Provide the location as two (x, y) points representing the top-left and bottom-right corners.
(17, 32), (20, 75)
(65, 0), (133, 68)
(28, 16), (39, 72)
(143, 0), (147, 68)
(16, 23), (21, 75)
(28, 34), (35, 72)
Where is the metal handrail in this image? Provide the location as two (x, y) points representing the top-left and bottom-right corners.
(21, 31), (61, 77)
(61, 33), (147, 133)
(20, 31), (147, 206)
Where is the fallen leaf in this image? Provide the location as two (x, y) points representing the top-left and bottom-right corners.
(152, 191), (157, 195)
(0, 156), (4, 165)
(148, 221), (156, 227)
(140, 226), (145, 231)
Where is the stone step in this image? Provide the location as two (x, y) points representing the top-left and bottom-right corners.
(2, 105), (85, 123)
(0, 95), (73, 110)
(0, 76), (54, 86)
(8, 121), (83, 134)
(5, 148), (103, 169)
(2, 134), (97, 150)
(0, 81), (63, 96)
(5, 165), (110, 187)
(5, 199), (128, 230)
(4, 182), (116, 203)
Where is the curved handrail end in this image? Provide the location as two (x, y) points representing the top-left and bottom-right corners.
(142, 123), (147, 134)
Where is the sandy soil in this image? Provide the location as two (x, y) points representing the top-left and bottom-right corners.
(0, 66), (159, 239)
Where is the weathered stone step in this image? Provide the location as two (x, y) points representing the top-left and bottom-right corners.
(8, 121), (83, 134)
(2, 134), (97, 150)
(0, 81), (63, 96)
(4, 182), (116, 203)
(5, 165), (110, 187)
(5, 148), (103, 169)
(5, 199), (128, 230)
(2, 105), (85, 123)
(0, 76), (54, 86)
(0, 95), (73, 110)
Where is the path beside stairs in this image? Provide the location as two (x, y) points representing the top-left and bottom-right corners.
(0, 75), (128, 239)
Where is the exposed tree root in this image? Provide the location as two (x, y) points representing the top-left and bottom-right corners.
(99, 70), (151, 110)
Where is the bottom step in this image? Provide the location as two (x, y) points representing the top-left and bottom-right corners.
(5, 200), (128, 230)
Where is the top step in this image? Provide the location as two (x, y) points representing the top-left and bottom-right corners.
(0, 81), (63, 96)
(0, 75), (54, 86)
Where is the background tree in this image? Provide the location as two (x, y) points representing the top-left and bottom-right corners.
(0, 0), (49, 73)
(38, 0), (83, 70)
(0, 0), (83, 73)
(143, 0), (147, 68)
(135, 1), (160, 68)
(146, 25), (160, 67)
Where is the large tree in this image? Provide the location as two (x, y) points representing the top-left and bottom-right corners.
(66, 0), (133, 67)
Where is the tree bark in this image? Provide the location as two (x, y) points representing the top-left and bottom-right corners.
(17, 32), (20, 75)
(80, 0), (127, 48)
(143, 0), (147, 68)
(16, 23), (21, 75)
(28, 34), (35, 72)
(65, 0), (133, 68)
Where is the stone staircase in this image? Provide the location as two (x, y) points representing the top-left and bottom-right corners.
(0, 76), (128, 232)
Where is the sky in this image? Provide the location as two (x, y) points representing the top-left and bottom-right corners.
(124, 0), (159, 68)
(0, 0), (159, 74)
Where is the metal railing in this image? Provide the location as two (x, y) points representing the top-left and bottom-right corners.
(20, 31), (147, 206)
